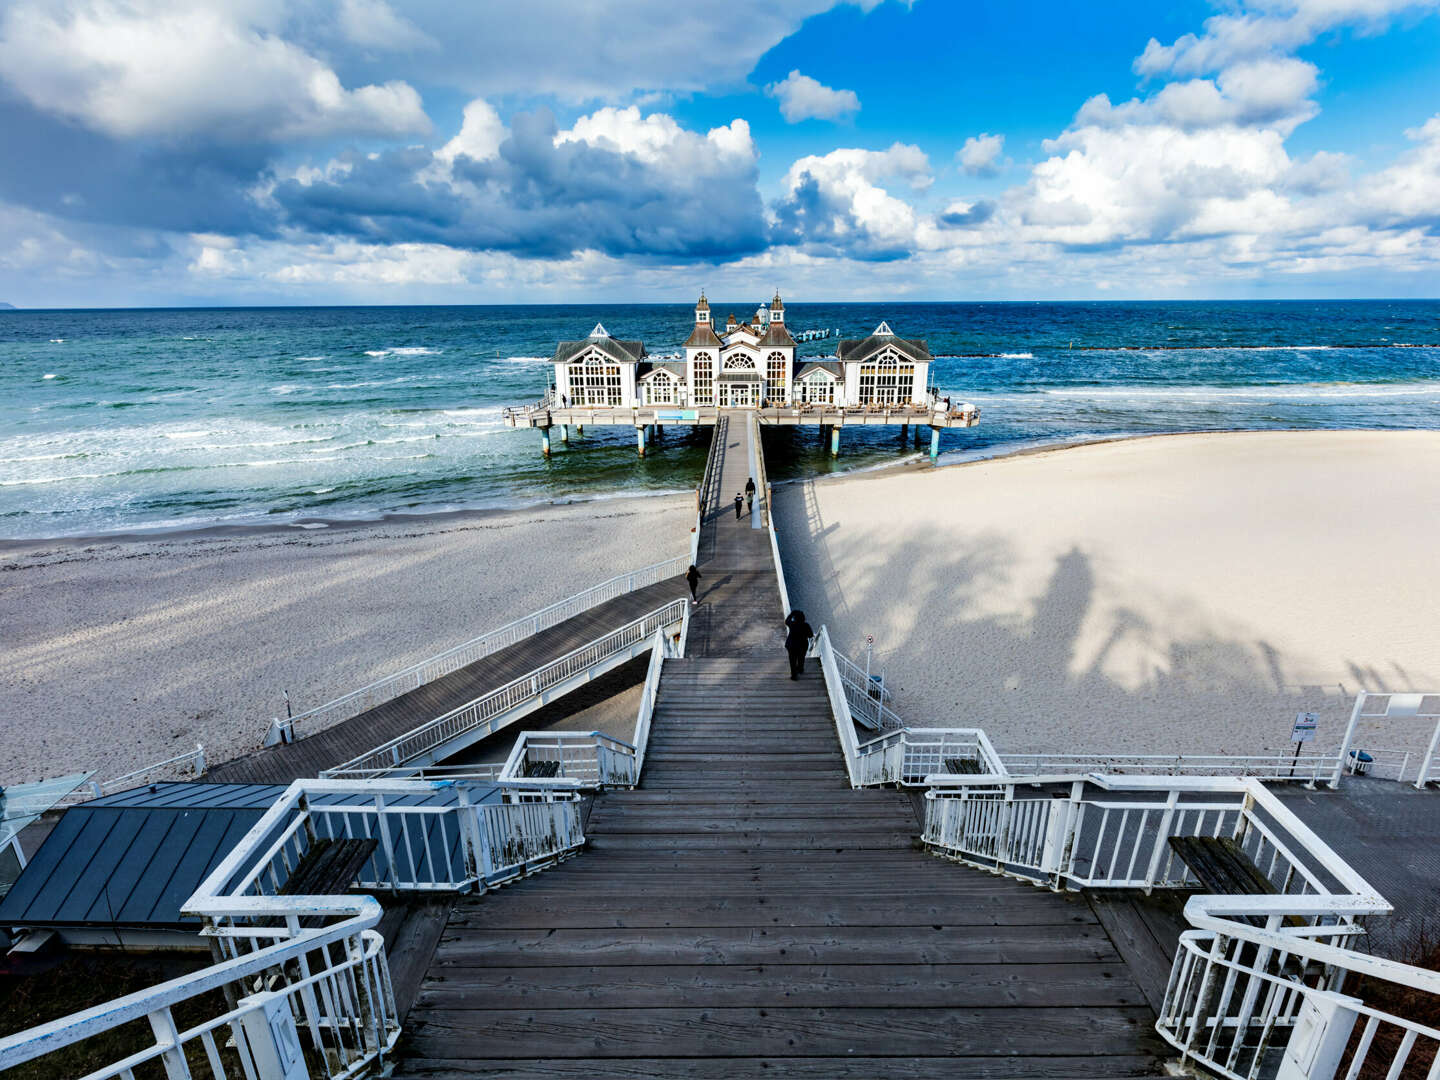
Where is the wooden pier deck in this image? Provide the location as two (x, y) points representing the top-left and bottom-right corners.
(204, 576), (684, 785)
(395, 413), (1168, 1079)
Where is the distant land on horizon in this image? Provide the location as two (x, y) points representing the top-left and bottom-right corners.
(0, 302), (15, 309)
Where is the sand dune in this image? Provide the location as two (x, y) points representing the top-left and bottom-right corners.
(0, 496), (692, 784)
(776, 431), (1440, 764)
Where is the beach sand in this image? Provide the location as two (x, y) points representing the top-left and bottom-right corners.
(776, 430), (1440, 763)
(0, 496), (692, 784)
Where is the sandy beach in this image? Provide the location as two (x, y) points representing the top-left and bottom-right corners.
(0, 496), (692, 784)
(777, 430), (1440, 762)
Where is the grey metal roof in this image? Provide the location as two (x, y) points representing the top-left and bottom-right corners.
(759, 322), (796, 348)
(836, 334), (931, 364)
(0, 781), (497, 929)
(683, 324), (721, 349)
(553, 337), (646, 365)
(639, 361), (687, 378)
(796, 361), (843, 378)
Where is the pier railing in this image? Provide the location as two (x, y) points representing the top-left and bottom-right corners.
(0, 776), (586, 1080)
(748, 411), (791, 616)
(322, 598), (688, 779)
(691, 413), (726, 563)
(998, 750), (1342, 784)
(921, 772), (1440, 1079)
(272, 555), (688, 745)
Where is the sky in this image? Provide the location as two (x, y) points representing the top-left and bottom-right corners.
(0, 0), (1438, 306)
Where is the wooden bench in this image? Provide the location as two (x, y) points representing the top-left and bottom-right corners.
(281, 838), (379, 898)
(944, 757), (984, 775)
(523, 760), (561, 779)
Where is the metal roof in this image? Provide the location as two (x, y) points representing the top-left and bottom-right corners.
(0, 781), (498, 929)
(836, 333), (931, 364)
(553, 337), (646, 365)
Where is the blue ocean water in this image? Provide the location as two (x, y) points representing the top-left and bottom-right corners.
(2, 301), (1438, 540)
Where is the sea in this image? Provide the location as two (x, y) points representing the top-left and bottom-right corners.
(2, 301), (1439, 541)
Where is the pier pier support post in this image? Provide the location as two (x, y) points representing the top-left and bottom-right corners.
(540, 427), (551, 457)
(900, 422), (908, 439)
(636, 426), (647, 457)
(559, 424), (569, 443)
(830, 426), (841, 457)
(576, 424), (584, 436)
(929, 426), (941, 461)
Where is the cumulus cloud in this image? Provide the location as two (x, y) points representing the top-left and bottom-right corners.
(957, 133), (1007, 176)
(765, 70), (861, 123)
(0, 0), (431, 140)
(937, 199), (996, 227)
(772, 143), (932, 258)
(272, 105), (767, 260)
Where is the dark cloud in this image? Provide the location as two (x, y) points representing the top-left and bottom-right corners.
(938, 200), (995, 228)
(272, 108), (768, 260)
(0, 97), (277, 237)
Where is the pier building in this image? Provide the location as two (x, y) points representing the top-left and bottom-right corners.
(506, 292), (980, 458)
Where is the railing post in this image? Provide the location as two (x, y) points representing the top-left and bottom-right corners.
(456, 786), (488, 891)
(1142, 788), (1182, 893)
(373, 795), (397, 896)
(146, 1008), (193, 1080)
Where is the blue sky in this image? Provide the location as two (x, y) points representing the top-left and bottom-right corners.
(0, 0), (1437, 306)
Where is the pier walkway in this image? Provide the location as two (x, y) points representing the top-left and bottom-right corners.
(204, 576), (684, 786)
(396, 414), (1167, 1078)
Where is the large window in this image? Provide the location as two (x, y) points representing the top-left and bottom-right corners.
(798, 371), (836, 404)
(858, 350), (914, 405)
(765, 351), (788, 404)
(643, 371), (678, 405)
(722, 352), (757, 370)
(568, 353), (622, 406)
(691, 352), (714, 405)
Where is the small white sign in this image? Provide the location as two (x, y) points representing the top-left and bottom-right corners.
(865, 635), (874, 648)
(1292, 712), (1319, 744)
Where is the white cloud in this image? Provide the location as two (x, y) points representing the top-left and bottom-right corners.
(0, 0), (431, 139)
(554, 106), (757, 172)
(765, 69), (861, 123)
(775, 143), (932, 256)
(337, 0), (436, 52)
(436, 99), (507, 165)
(957, 133), (1007, 176)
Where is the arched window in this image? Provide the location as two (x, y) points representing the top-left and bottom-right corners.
(798, 370), (836, 405)
(722, 352), (757, 370)
(568, 351), (622, 406)
(643, 370), (677, 405)
(858, 348), (914, 405)
(765, 351), (788, 404)
(691, 352), (715, 405)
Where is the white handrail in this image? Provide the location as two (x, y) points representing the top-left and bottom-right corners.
(816, 626), (862, 787)
(750, 412), (791, 617)
(920, 771), (1440, 1078)
(1000, 750), (1341, 783)
(277, 553), (689, 741)
(323, 598), (688, 778)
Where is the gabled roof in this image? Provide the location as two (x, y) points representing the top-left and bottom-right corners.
(837, 332), (931, 365)
(797, 361), (842, 378)
(554, 336), (646, 365)
(684, 323), (722, 349)
(638, 361), (687, 379)
(760, 322), (796, 348)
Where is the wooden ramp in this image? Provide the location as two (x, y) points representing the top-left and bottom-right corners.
(205, 576), (684, 785)
(394, 414), (1168, 1078)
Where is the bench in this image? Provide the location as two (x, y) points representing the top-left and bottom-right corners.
(281, 837), (379, 898)
(523, 760), (562, 779)
(943, 757), (984, 775)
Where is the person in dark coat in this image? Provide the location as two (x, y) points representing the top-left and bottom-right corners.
(784, 609), (814, 680)
(745, 476), (756, 513)
(686, 564), (701, 605)
(733, 492), (744, 519)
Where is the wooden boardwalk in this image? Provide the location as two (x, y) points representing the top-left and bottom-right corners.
(395, 414), (1168, 1078)
(204, 576), (684, 785)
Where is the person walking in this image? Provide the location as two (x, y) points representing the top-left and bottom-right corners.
(784, 609), (814, 680)
(745, 476), (756, 515)
(733, 492), (744, 520)
(686, 563), (701, 605)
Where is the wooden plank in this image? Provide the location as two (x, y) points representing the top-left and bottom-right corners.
(1088, 893), (1174, 1017)
(413, 962), (1145, 1009)
(394, 1055), (1164, 1079)
(427, 924), (1121, 966)
(403, 1005), (1163, 1059)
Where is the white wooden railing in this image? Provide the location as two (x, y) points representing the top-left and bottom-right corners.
(0, 776), (585, 1080)
(998, 751), (1342, 785)
(691, 413), (725, 564)
(749, 412), (791, 617)
(270, 554), (689, 744)
(921, 772), (1440, 1079)
(500, 731), (640, 788)
(854, 727), (1006, 786)
(322, 598), (688, 779)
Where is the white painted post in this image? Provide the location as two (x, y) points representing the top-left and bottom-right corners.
(1332, 692), (1366, 789)
(1143, 789), (1182, 893)
(146, 1008), (192, 1080)
(1415, 715), (1440, 790)
(539, 427), (551, 456)
(636, 426), (647, 457)
(929, 426), (941, 460)
(830, 426), (840, 457)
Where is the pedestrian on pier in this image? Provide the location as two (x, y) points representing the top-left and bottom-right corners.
(745, 477), (756, 514)
(784, 609), (814, 680)
(686, 564), (701, 605)
(734, 492), (744, 520)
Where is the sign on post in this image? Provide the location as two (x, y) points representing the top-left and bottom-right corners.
(1292, 712), (1318, 743)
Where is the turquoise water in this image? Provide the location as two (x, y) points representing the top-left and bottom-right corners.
(2, 301), (1438, 539)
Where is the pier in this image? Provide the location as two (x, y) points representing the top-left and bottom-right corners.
(392, 412), (1168, 1077)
